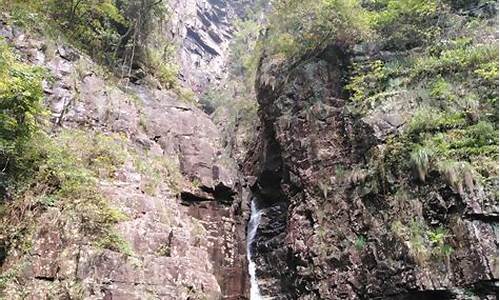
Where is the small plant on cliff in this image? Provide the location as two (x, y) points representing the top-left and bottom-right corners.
(427, 227), (453, 258)
(354, 235), (367, 251)
(133, 151), (183, 195)
(410, 145), (433, 182)
(408, 219), (430, 265)
(96, 229), (133, 256)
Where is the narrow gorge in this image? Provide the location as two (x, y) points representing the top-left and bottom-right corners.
(0, 0), (498, 300)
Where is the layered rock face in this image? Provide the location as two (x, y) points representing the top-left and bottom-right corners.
(248, 42), (498, 299)
(0, 16), (248, 299)
(167, 0), (254, 94)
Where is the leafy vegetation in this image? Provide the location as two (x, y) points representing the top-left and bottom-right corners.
(264, 0), (372, 59)
(4, 0), (184, 93)
(265, 0), (497, 271)
(0, 39), (46, 191)
(0, 41), (135, 270)
(354, 235), (367, 250)
(133, 150), (183, 196)
(392, 219), (454, 265)
(341, 0), (498, 196)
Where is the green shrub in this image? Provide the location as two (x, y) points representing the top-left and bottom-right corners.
(95, 230), (133, 255)
(0, 39), (46, 190)
(145, 46), (179, 89)
(265, 0), (372, 58)
(366, 0), (444, 50)
(346, 60), (387, 103)
(430, 77), (454, 102)
(468, 121), (497, 147)
(408, 219), (430, 265)
(410, 44), (498, 80)
(1, 126), (134, 269)
(133, 151), (183, 195)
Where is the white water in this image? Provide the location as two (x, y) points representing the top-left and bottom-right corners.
(247, 200), (263, 300)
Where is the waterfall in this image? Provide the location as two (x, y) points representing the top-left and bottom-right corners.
(247, 200), (263, 300)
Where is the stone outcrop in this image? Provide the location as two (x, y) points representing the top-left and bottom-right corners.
(247, 41), (499, 299)
(166, 0), (255, 94)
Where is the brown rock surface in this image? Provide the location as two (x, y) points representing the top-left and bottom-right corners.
(246, 43), (499, 299)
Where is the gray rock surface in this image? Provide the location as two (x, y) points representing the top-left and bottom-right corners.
(0, 15), (249, 299)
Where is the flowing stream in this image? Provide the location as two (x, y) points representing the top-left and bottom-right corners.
(247, 200), (263, 300)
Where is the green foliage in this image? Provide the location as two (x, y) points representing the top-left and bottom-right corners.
(0, 40), (46, 190)
(365, 0), (444, 50)
(199, 88), (230, 115)
(265, 0), (372, 58)
(145, 45), (179, 89)
(345, 60), (387, 103)
(5, 0), (175, 88)
(410, 44), (498, 80)
(53, 129), (129, 178)
(468, 121), (497, 147)
(407, 219), (429, 264)
(354, 235), (367, 250)
(430, 77), (454, 101)
(41, 0), (128, 64)
(392, 219), (455, 265)
(0, 127), (134, 270)
(427, 227), (453, 258)
(407, 107), (466, 136)
(230, 18), (263, 84)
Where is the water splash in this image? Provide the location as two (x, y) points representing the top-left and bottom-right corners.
(247, 200), (263, 300)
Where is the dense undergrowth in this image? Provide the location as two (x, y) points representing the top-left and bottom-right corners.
(4, 0), (181, 91)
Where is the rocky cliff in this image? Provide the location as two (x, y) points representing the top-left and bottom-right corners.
(0, 0), (498, 299)
(167, 0), (255, 94)
(0, 0), (253, 297)
(247, 2), (499, 299)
